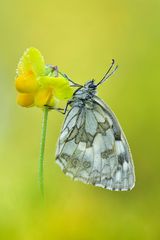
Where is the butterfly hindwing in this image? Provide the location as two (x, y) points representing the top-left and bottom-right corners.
(92, 96), (135, 190)
(56, 96), (135, 191)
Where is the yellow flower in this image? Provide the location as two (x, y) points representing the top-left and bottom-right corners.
(15, 47), (73, 108)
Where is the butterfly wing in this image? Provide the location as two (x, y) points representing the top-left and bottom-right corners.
(56, 96), (135, 191)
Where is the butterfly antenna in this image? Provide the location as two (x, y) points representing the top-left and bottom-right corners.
(96, 59), (118, 87)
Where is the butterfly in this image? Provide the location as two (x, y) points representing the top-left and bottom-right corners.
(55, 60), (135, 191)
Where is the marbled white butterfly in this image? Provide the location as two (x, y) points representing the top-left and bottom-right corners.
(55, 60), (135, 191)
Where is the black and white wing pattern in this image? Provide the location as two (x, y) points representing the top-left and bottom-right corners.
(56, 96), (135, 191)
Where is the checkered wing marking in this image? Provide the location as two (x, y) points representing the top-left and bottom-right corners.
(56, 97), (135, 191)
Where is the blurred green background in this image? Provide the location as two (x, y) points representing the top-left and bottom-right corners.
(1, 0), (160, 239)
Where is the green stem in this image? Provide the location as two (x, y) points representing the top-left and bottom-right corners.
(38, 106), (48, 199)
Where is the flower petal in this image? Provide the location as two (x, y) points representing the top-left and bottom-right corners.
(47, 96), (57, 107)
(15, 72), (39, 93)
(38, 76), (73, 100)
(17, 93), (34, 107)
(54, 84), (74, 100)
(17, 47), (45, 77)
(38, 76), (68, 88)
(34, 88), (52, 107)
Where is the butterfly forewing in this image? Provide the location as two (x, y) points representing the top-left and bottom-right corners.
(56, 96), (135, 191)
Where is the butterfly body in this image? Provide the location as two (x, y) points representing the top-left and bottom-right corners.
(56, 65), (135, 191)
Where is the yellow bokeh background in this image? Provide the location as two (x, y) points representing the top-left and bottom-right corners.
(1, 0), (160, 239)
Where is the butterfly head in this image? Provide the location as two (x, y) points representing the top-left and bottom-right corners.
(83, 79), (97, 90)
(73, 80), (97, 100)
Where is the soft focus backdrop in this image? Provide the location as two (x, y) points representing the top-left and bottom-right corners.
(0, 0), (160, 239)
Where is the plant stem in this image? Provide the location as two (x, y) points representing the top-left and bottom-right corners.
(38, 106), (48, 199)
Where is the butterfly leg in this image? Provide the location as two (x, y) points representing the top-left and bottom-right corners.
(49, 107), (66, 114)
(47, 100), (71, 114)
(58, 72), (82, 87)
(45, 65), (59, 76)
